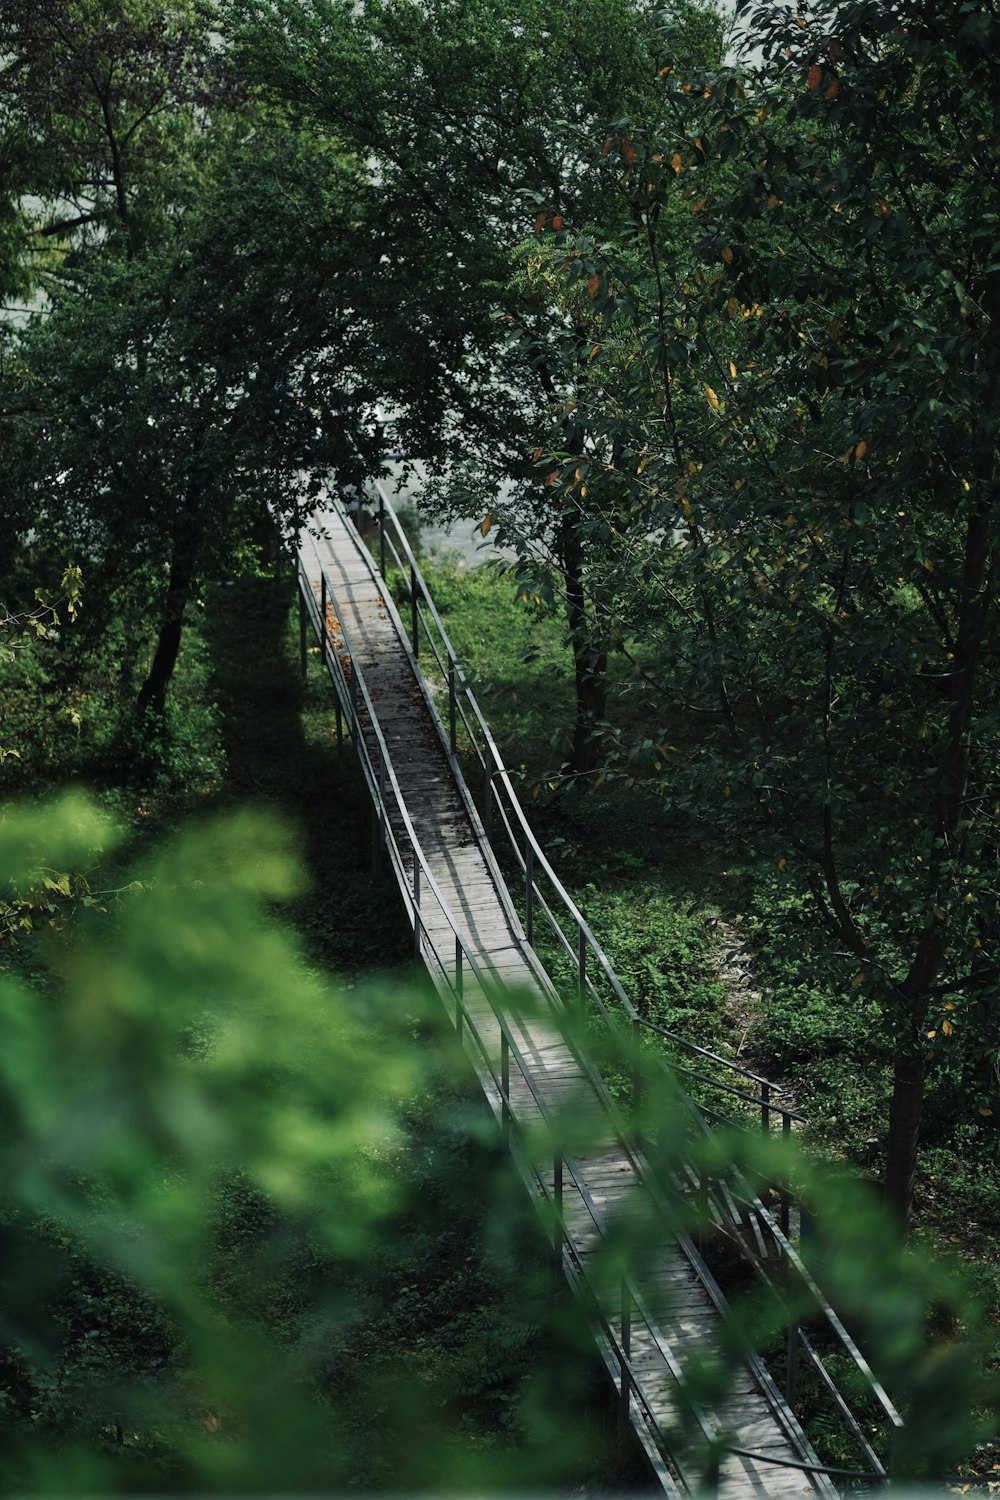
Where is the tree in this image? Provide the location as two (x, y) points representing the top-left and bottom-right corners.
(222, 0), (721, 770)
(515, 0), (1000, 1226)
(0, 0), (223, 290)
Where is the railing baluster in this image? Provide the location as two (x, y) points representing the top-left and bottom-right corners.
(620, 1277), (632, 1429)
(484, 747), (493, 845)
(578, 924), (587, 1004)
(320, 573), (327, 659)
(413, 863), (421, 960)
(455, 936), (464, 1038)
(410, 566), (419, 655)
(553, 1152), (563, 1281)
(781, 1111), (792, 1238)
(631, 1015), (642, 1139)
(448, 656), (457, 754)
(761, 1079), (772, 1135)
(786, 1317), (800, 1407)
(378, 489), (386, 577)
(525, 840), (534, 948)
(501, 1031), (510, 1143)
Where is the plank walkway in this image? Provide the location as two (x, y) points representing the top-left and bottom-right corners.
(297, 501), (840, 1500)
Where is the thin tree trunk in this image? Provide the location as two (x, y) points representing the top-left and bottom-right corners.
(559, 516), (607, 774)
(884, 1033), (927, 1226)
(138, 498), (202, 715)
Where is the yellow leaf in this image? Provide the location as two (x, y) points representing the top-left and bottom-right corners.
(980, 1107), (994, 1117)
(854, 439), (868, 461)
(479, 515), (493, 537)
(586, 272), (601, 297)
(729, 360), (738, 379)
(671, 152), (683, 175)
(807, 63), (823, 90)
(941, 1018), (954, 1036)
(721, 246), (734, 264)
(589, 343), (601, 360)
(704, 386), (720, 411)
(767, 193), (780, 209)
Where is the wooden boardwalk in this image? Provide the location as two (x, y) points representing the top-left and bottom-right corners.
(297, 500), (841, 1499)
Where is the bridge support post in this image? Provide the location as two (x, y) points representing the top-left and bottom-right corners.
(320, 574), (327, 661)
(455, 936), (464, 1039)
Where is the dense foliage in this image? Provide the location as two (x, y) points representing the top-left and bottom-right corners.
(2, 0), (998, 1484)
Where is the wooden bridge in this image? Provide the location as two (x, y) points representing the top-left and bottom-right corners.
(290, 485), (904, 1498)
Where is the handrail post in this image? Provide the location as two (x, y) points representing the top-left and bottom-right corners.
(413, 864), (421, 960)
(761, 1079), (771, 1135)
(298, 579), (308, 680)
(410, 566), (419, 656)
(780, 1111), (792, 1238)
(484, 747), (493, 845)
(552, 1152), (563, 1289)
(455, 935), (464, 1039)
(501, 1032), (511, 1144)
(578, 924), (587, 1004)
(320, 573), (327, 659)
(378, 488), (386, 577)
(631, 1015), (642, 1140)
(448, 656), (457, 754)
(786, 1316), (800, 1406)
(525, 840), (534, 947)
(620, 1277), (632, 1431)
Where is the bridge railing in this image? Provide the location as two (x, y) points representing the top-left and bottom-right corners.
(292, 528), (772, 1495)
(351, 480), (905, 1480)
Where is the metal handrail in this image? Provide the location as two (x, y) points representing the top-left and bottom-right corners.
(369, 482), (800, 1126)
(350, 482), (905, 1478)
(293, 530), (744, 1494)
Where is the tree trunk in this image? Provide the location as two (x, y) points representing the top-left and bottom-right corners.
(559, 516), (607, 775)
(884, 1036), (926, 1227)
(137, 501), (201, 715)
